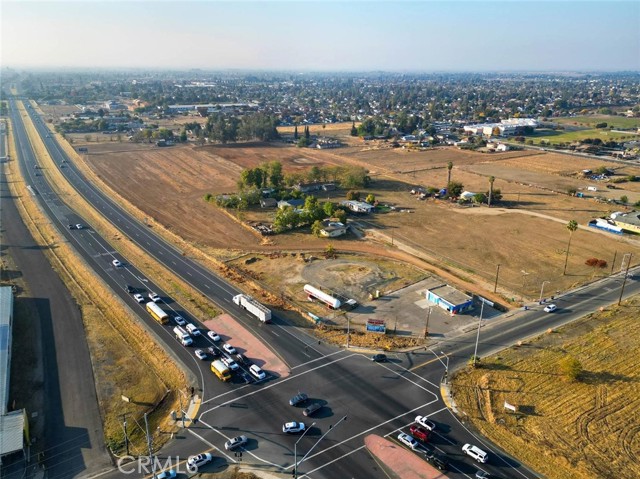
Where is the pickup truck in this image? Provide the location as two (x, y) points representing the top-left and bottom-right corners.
(409, 424), (430, 442)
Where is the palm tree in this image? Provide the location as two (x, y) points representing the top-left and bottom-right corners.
(563, 220), (578, 275)
(446, 161), (453, 186)
(488, 176), (495, 206)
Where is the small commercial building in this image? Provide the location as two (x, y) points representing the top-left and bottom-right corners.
(610, 211), (640, 234)
(320, 222), (347, 238)
(426, 284), (474, 315)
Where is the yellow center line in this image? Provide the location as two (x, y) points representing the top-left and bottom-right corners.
(408, 356), (442, 372)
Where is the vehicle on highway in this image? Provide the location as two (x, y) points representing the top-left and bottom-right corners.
(186, 323), (201, 336)
(222, 356), (239, 371)
(233, 294), (272, 323)
(424, 451), (448, 471)
(544, 303), (558, 312)
(146, 301), (169, 324)
(112, 259), (122, 268)
(372, 353), (387, 362)
(224, 435), (248, 451)
(462, 443), (489, 463)
(75, 224), (84, 230)
(154, 469), (176, 479)
(289, 392), (308, 406)
(207, 346), (221, 357)
(173, 326), (193, 346)
(223, 343), (237, 354)
(133, 293), (145, 303)
(195, 349), (207, 360)
(148, 292), (161, 303)
(174, 315), (186, 326)
(475, 471), (491, 479)
(207, 330), (221, 342)
(67, 224), (75, 230)
(409, 424), (430, 442)
(211, 359), (231, 382)
(154, 472), (175, 479)
(397, 432), (420, 450)
(303, 402), (322, 417)
(249, 364), (266, 380)
(282, 421), (305, 434)
(126, 285), (135, 294)
(236, 353), (248, 365)
(415, 415), (436, 431)
(187, 452), (213, 470)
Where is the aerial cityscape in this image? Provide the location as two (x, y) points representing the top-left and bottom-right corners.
(1, 1), (639, 479)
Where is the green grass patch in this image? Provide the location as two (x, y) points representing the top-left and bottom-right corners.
(555, 115), (640, 129)
(528, 128), (635, 145)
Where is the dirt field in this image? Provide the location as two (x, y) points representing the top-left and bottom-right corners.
(451, 296), (640, 479)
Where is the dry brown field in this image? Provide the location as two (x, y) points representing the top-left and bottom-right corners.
(77, 140), (640, 300)
(451, 297), (640, 479)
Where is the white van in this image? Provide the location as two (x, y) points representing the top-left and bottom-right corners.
(173, 326), (193, 346)
(186, 323), (201, 336)
(462, 443), (488, 463)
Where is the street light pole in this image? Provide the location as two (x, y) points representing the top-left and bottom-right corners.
(618, 253), (632, 306)
(493, 264), (501, 293)
(424, 307), (431, 339)
(440, 351), (449, 383)
(294, 422), (316, 479)
(346, 314), (350, 349)
(296, 416), (348, 477)
(473, 300), (485, 367)
(539, 280), (550, 305)
(122, 414), (130, 456)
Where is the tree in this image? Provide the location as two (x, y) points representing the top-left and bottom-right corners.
(350, 122), (358, 137)
(346, 190), (361, 201)
(446, 161), (453, 186)
(293, 125), (298, 140)
(323, 201), (335, 217)
(585, 257), (608, 278)
(325, 243), (336, 259)
(334, 209), (347, 224)
(311, 220), (323, 237)
(365, 194), (376, 204)
(472, 193), (487, 204)
(304, 125), (310, 140)
(559, 355), (582, 382)
(488, 176), (495, 207)
(447, 181), (464, 198)
(620, 195), (629, 204)
(563, 220), (578, 275)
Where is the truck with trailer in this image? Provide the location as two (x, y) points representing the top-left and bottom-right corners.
(232, 294), (272, 323)
(303, 284), (341, 309)
(173, 326), (193, 346)
(146, 301), (169, 324)
(211, 359), (232, 382)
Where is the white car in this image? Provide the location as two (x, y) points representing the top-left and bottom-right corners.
(112, 259), (122, 268)
(224, 435), (248, 451)
(187, 452), (213, 470)
(221, 356), (239, 370)
(282, 421), (305, 434)
(186, 323), (201, 336)
(174, 315), (186, 326)
(249, 364), (266, 380)
(222, 343), (236, 355)
(133, 293), (145, 303)
(154, 469), (176, 479)
(462, 443), (489, 463)
(543, 304), (558, 313)
(75, 224), (84, 230)
(195, 349), (207, 360)
(397, 432), (420, 450)
(415, 415), (436, 431)
(148, 292), (161, 303)
(207, 330), (221, 342)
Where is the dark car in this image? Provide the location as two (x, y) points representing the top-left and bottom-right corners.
(207, 346), (221, 358)
(372, 354), (387, 362)
(236, 353), (248, 365)
(126, 285), (135, 294)
(240, 372), (254, 384)
(303, 402), (322, 417)
(67, 224), (75, 230)
(424, 451), (448, 471)
(289, 393), (308, 406)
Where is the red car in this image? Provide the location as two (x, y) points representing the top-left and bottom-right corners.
(409, 424), (430, 442)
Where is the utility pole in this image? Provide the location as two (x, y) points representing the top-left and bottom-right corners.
(144, 413), (156, 478)
(122, 414), (130, 456)
(493, 264), (501, 293)
(178, 391), (185, 428)
(611, 250), (617, 275)
(473, 300), (485, 367)
(346, 314), (350, 349)
(424, 307), (431, 338)
(618, 253), (632, 306)
(539, 281), (550, 305)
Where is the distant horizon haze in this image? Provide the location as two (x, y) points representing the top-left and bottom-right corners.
(2, 1), (639, 71)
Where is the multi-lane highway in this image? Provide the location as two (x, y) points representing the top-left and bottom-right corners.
(9, 97), (640, 479)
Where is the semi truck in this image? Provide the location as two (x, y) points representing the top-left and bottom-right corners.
(232, 294), (272, 323)
(211, 359), (232, 382)
(303, 284), (341, 309)
(147, 301), (169, 324)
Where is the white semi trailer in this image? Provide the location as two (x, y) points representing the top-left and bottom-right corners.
(232, 294), (272, 323)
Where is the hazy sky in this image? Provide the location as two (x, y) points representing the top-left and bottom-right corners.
(2, 1), (639, 71)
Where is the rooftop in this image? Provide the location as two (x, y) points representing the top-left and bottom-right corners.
(428, 284), (473, 306)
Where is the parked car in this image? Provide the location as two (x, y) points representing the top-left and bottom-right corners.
(224, 435), (248, 451)
(415, 415), (436, 431)
(174, 315), (186, 326)
(133, 293), (145, 303)
(154, 469), (176, 479)
(222, 357), (239, 371)
(289, 393), (308, 406)
(282, 422), (305, 434)
(195, 349), (207, 360)
(187, 452), (213, 470)
(148, 292), (161, 303)
(544, 304), (558, 313)
(372, 353), (387, 362)
(462, 443), (489, 463)
(303, 402), (322, 417)
(207, 330), (221, 342)
(223, 343), (237, 355)
(409, 424), (430, 442)
(112, 259), (122, 268)
(397, 432), (420, 450)
(249, 364), (266, 380)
